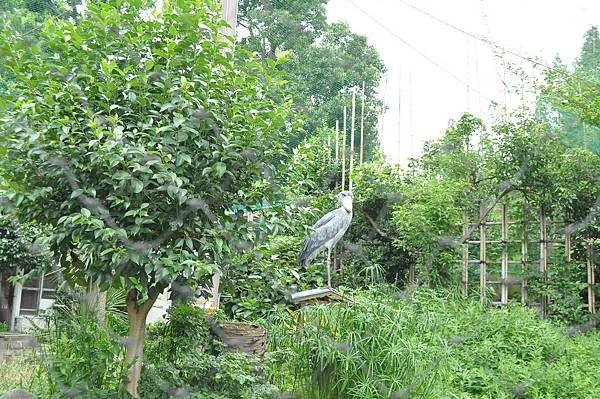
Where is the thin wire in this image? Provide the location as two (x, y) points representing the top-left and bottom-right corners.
(396, 0), (600, 88)
(345, 0), (495, 102)
(473, 41), (483, 115)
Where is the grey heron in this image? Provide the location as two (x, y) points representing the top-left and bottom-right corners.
(298, 191), (353, 288)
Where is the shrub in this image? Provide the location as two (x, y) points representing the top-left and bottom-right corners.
(221, 233), (332, 321)
(39, 301), (129, 398)
(140, 304), (274, 399)
(266, 286), (600, 398)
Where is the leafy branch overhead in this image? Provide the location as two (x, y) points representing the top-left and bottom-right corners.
(0, 0), (296, 298)
(0, 0), (298, 394)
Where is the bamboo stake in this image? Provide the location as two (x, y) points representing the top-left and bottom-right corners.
(479, 204), (486, 304)
(397, 68), (402, 163)
(501, 203), (508, 306)
(462, 214), (469, 296)
(539, 208), (548, 317)
(327, 131), (331, 162)
(335, 120), (339, 161)
(521, 202), (528, 305)
(349, 91), (356, 191)
(587, 243), (596, 314)
(360, 81), (365, 164)
(342, 106), (347, 191)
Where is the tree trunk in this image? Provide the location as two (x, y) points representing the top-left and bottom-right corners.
(84, 281), (107, 323)
(124, 290), (155, 398)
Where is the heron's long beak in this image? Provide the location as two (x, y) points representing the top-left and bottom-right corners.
(341, 196), (353, 212)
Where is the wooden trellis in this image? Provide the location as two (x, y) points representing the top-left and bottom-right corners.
(462, 201), (598, 317)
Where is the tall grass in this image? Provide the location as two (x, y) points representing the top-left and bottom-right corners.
(266, 286), (600, 398)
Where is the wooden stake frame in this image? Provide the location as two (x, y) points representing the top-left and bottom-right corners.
(460, 198), (597, 318)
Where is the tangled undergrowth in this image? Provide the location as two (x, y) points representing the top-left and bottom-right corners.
(266, 286), (600, 399)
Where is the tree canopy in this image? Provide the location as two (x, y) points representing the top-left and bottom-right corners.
(0, 0), (296, 395)
(238, 0), (386, 159)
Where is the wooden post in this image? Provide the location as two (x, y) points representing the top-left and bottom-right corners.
(335, 120), (339, 162)
(342, 106), (347, 191)
(462, 214), (469, 296)
(479, 204), (486, 304)
(349, 91), (356, 191)
(521, 202), (528, 305)
(199, 0), (239, 312)
(501, 203), (509, 306)
(220, 0), (239, 37)
(9, 268), (23, 331)
(539, 208), (548, 317)
(359, 81), (365, 164)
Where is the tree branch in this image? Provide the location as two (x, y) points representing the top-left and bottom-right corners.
(363, 211), (399, 242)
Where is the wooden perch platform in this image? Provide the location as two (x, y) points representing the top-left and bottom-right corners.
(290, 288), (353, 306)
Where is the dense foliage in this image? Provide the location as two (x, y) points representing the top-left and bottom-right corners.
(141, 304), (274, 399)
(0, 215), (48, 275)
(267, 287), (600, 398)
(0, 0), (296, 394)
(238, 0), (386, 157)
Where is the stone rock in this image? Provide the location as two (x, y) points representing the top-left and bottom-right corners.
(0, 389), (34, 399)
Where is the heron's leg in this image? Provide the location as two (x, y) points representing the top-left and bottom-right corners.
(326, 247), (331, 288)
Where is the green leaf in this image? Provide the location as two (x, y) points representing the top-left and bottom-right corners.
(215, 162), (226, 178)
(131, 179), (144, 194)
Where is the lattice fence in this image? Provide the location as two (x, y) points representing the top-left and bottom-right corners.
(461, 198), (597, 317)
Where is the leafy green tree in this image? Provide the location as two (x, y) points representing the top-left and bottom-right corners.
(540, 26), (600, 152)
(238, 0), (386, 159)
(0, 0), (294, 395)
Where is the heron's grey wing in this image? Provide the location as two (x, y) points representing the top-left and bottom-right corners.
(299, 208), (344, 267)
(312, 208), (338, 229)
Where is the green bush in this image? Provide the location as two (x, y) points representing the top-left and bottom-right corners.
(221, 235), (325, 321)
(140, 304), (274, 399)
(39, 302), (129, 398)
(266, 287), (600, 398)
